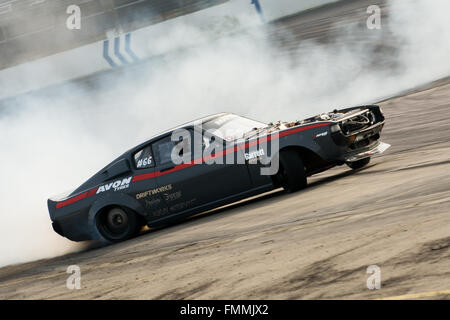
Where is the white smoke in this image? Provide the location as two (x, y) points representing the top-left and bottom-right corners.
(0, 0), (449, 267)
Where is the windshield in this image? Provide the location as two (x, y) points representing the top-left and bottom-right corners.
(203, 114), (267, 141)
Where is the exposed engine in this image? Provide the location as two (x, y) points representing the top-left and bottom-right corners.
(275, 107), (381, 136)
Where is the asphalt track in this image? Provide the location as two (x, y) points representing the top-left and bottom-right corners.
(0, 0), (449, 299)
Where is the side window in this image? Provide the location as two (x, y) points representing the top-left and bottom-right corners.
(153, 136), (176, 166)
(157, 140), (175, 165)
(153, 131), (194, 166)
(134, 145), (154, 169)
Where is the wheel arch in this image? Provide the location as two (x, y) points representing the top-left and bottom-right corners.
(87, 193), (146, 240)
(277, 145), (327, 174)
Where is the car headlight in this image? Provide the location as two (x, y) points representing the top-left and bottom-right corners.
(368, 111), (376, 124)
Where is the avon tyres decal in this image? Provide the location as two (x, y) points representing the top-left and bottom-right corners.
(96, 177), (132, 194)
(55, 177), (131, 209)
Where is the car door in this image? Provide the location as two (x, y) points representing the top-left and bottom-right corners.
(131, 144), (169, 220)
(151, 129), (253, 215)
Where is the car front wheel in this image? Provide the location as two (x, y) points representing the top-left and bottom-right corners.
(275, 149), (307, 193)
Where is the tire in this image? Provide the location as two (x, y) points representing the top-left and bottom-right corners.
(96, 207), (142, 242)
(275, 149), (307, 193)
(347, 157), (371, 170)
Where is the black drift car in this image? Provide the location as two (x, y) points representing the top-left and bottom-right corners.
(48, 107), (390, 243)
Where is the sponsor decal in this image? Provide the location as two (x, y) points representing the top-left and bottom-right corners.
(164, 191), (182, 202)
(169, 199), (196, 212)
(152, 207), (169, 217)
(144, 198), (161, 208)
(136, 184), (173, 200)
(244, 149), (265, 161)
(314, 131), (328, 139)
(96, 177), (132, 194)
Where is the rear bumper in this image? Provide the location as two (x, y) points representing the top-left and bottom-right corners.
(51, 210), (93, 241)
(52, 221), (64, 237)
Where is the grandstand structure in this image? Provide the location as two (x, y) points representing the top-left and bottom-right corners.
(0, 0), (227, 69)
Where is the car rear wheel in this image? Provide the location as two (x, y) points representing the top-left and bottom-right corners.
(275, 149), (307, 193)
(96, 207), (141, 242)
(347, 157), (371, 170)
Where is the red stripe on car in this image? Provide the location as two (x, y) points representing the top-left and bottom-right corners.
(56, 122), (330, 208)
(56, 192), (88, 209)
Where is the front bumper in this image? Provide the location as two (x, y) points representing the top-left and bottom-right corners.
(344, 141), (391, 162)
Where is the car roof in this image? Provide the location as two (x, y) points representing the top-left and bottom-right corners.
(150, 112), (229, 140)
(126, 112), (230, 155)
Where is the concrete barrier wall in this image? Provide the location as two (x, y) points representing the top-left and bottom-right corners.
(0, 0), (340, 100)
(0, 0), (228, 70)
